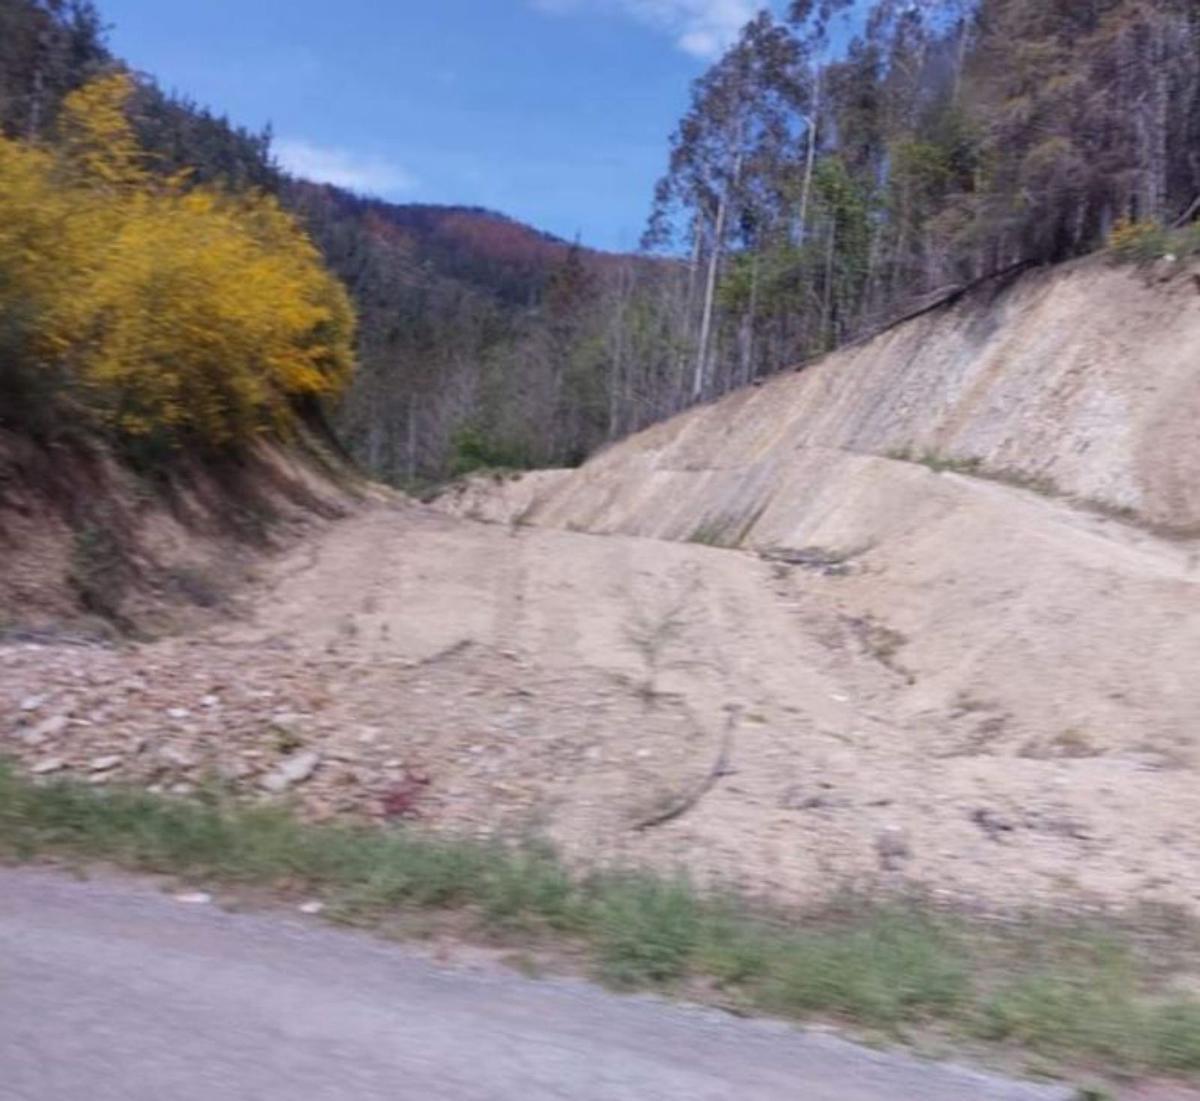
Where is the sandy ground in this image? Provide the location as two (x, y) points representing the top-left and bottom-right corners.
(4, 477), (1200, 916)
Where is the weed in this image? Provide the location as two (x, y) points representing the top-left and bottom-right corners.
(624, 573), (698, 696)
(270, 724), (305, 755)
(1051, 728), (1102, 759)
(688, 504), (767, 549)
(1108, 217), (1171, 264)
(890, 449), (1062, 499)
(760, 544), (868, 576)
(762, 911), (969, 1028)
(688, 520), (729, 547)
(951, 691), (995, 716)
(918, 452), (985, 476)
(591, 873), (701, 986)
(1020, 728), (1104, 760)
(448, 425), (533, 479)
(845, 614), (913, 682)
(161, 564), (227, 609)
(69, 519), (132, 622)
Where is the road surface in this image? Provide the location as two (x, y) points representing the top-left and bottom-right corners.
(0, 868), (1072, 1101)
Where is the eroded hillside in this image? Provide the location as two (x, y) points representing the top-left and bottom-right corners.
(5, 259), (1200, 917)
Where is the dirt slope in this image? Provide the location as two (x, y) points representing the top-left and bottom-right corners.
(4, 491), (1199, 915)
(5, 258), (1200, 916)
(451, 256), (1200, 539)
(432, 257), (1200, 909)
(0, 429), (360, 634)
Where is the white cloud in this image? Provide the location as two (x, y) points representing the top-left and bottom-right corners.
(533, 0), (766, 59)
(273, 139), (416, 196)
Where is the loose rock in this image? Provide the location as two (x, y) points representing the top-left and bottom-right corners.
(31, 714), (70, 741)
(89, 755), (124, 773)
(260, 750), (321, 794)
(875, 825), (911, 871)
(31, 757), (66, 775)
(174, 891), (212, 905)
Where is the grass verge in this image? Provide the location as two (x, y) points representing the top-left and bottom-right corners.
(2, 760), (1199, 1084)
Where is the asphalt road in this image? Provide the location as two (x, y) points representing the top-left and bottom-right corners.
(0, 868), (1073, 1101)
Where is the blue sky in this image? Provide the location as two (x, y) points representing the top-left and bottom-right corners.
(98, 1), (791, 251)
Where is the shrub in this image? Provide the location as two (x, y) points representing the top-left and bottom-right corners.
(1107, 216), (1169, 264)
(0, 72), (355, 450)
(448, 424), (532, 477)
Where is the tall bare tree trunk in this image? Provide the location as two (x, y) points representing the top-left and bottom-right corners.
(608, 262), (631, 440)
(694, 148), (741, 402)
(822, 217), (838, 349)
(406, 397), (417, 483)
(694, 191), (731, 401)
(27, 58), (45, 140)
(797, 71), (822, 243)
(676, 218), (703, 411)
(745, 252), (760, 384)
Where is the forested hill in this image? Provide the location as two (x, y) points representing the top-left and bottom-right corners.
(283, 181), (650, 480)
(291, 188), (587, 306)
(1, 0), (650, 483)
(3, 0), (1199, 489)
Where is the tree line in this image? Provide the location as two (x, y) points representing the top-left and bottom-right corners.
(643, 0), (1200, 403)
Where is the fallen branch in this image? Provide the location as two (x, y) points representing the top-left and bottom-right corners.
(412, 638), (475, 667)
(632, 709), (737, 832)
(1173, 193), (1200, 229)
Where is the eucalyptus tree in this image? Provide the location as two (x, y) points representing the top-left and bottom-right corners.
(645, 11), (809, 401)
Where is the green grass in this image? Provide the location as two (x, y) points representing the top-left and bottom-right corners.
(1108, 219), (1200, 266)
(687, 520), (732, 547)
(3, 760), (1200, 1082)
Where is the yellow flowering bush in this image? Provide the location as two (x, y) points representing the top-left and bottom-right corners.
(0, 73), (355, 446)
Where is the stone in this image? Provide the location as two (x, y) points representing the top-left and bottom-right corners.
(217, 760), (254, 781)
(19, 695), (45, 712)
(159, 745), (198, 770)
(31, 715), (69, 740)
(174, 891), (212, 905)
(166, 708), (192, 721)
(971, 807), (1016, 840)
(31, 757), (66, 775)
(259, 750), (321, 794)
(875, 825), (911, 870)
(89, 755), (123, 773)
(298, 901), (325, 915)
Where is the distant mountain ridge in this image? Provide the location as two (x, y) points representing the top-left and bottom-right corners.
(286, 181), (621, 307)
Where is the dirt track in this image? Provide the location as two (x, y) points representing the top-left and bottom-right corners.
(5, 473), (1200, 915)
